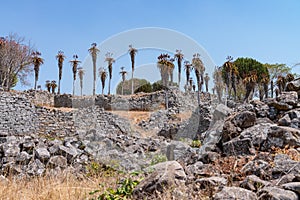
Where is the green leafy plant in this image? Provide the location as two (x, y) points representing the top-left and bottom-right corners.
(191, 139), (201, 148)
(89, 172), (142, 200)
(151, 154), (167, 165)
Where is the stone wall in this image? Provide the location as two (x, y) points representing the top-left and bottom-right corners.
(0, 92), (131, 137)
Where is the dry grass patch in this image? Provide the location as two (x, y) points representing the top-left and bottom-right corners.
(0, 171), (122, 200)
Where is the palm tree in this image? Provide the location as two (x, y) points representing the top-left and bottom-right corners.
(184, 60), (192, 88)
(204, 73), (210, 93)
(31, 51), (44, 90)
(88, 43), (100, 96)
(105, 52), (115, 95)
(70, 55), (81, 96)
(99, 68), (107, 95)
(168, 58), (175, 85)
(45, 80), (51, 92)
(276, 75), (286, 94)
(243, 71), (258, 102)
(129, 45), (138, 94)
(50, 80), (57, 94)
(213, 66), (224, 103)
(192, 53), (205, 105)
(78, 67), (85, 96)
(157, 53), (174, 109)
(222, 56), (238, 101)
(56, 51), (65, 94)
(174, 50), (184, 88)
(119, 67), (127, 95)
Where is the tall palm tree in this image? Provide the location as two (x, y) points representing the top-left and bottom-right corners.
(56, 50), (65, 94)
(88, 43), (100, 96)
(45, 80), (51, 92)
(276, 75), (286, 94)
(70, 55), (81, 96)
(119, 67), (127, 95)
(168, 58), (175, 85)
(204, 73), (210, 93)
(174, 49), (184, 88)
(50, 80), (57, 94)
(78, 67), (85, 96)
(192, 53), (205, 105)
(105, 52), (115, 95)
(184, 60), (192, 88)
(157, 53), (174, 109)
(129, 45), (138, 94)
(31, 51), (44, 90)
(99, 68), (107, 95)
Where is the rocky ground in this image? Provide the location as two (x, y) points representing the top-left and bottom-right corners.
(0, 79), (300, 199)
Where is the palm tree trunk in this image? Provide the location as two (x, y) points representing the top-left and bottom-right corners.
(131, 71), (134, 95)
(271, 80), (274, 98)
(122, 81), (124, 95)
(93, 61), (96, 96)
(108, 78), (111, 95)
(34, 79), (37, 90)
(73, 79), (75, 96)
(58, 79), (61, 94)
(178, 72), (181, 89)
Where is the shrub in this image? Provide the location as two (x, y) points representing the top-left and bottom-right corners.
(151, 154), (167, 165)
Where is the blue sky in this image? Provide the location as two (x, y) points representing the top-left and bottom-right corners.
(1, 0), (300, 94)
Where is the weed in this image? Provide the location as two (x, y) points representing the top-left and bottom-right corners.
(190, 139), (201, 148)
(150, 154), (167, 165)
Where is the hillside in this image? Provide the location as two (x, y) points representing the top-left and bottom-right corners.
(0, 81), (300, 199)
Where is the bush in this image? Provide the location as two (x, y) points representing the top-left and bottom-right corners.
(151, 154), (167, 165)
(190, 139), (201, 148)
(134, 83), (152, 93)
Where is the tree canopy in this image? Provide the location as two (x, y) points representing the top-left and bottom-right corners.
(0, 34), (33, 90)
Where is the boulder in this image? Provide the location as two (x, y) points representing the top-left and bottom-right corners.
(47, 155), (68, 168)
(240, 175), (271, 192)
(282, 182), (300, 195)
(213, 104), (232, 121)
(222, 138), (254, 156)
(278, 114), (291, 126)
(134, 161), (187, 198)
(286, 78), (300, 92)
(196, 176), (227, 192)
(213, 187), (257, 200)
(240, 123), (300, 150)
(277, 91), (298, 107)
(34, 148), (50, 163)
(272, 154), (300, 178)
(258, 186), (298, 200)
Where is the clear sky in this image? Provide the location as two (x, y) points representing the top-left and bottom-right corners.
(1, 0), (300, 94)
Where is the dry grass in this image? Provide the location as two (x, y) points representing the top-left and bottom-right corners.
(0, 172), (122, 200)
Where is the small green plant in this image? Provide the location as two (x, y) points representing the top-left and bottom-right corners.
(151, 154), (167, 165)
(191, 139), (201, 148)
(86, 162), (116, 177)
(90, 172), (142, 200)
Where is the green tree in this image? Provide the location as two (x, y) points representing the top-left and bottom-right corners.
(88, 43), (100, 96)
(134, 82), (152, 93)
(56, 50), (65, 94)
(174, 49), (184, 88)
(129, 45), (138, 94)
(70, 55), (81, 96)
(116, 78), (149, 95)
(105, 52), (115, 95)
(233, 57), (269, 102)
(31, 51), (44, 90)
